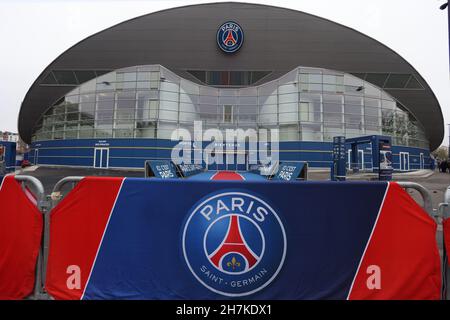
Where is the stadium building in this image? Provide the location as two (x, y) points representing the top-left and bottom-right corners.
(19, 2), (444, 171)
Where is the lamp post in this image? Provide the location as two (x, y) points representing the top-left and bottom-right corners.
(441, 2), (449, 70)
(440, 3), (449, 158)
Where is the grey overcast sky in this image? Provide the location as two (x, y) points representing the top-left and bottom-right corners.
(0, 0), (449, 147)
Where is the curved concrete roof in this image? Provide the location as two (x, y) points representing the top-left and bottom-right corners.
(19, 2), (444, 149)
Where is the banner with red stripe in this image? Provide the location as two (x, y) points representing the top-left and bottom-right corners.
(44, 177), (124, 300)
(44, 178), (441, 300)
(0, 175), (43, 299)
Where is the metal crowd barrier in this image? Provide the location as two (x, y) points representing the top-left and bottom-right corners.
(50, 176), (84, 204)
(13, 175), (48, 300)
(41, 176), (85, 288)
(396, 180), (446, 300)
(438, 185), (450, 300)
(4, 175), (449, 300)
(397, 181), (434, 218)
(442, 185), (450, 219)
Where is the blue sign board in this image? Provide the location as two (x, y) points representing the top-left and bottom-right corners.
(146, 160), (178, 179)
(274, 162), (306, 181)
(378, 141), (393, 181)
(331, 136), (346, 181)
(177, 163), (204, 177)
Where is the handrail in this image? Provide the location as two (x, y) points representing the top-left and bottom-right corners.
(51, 176), (85, 198)
(14, 175), (47, 299)
(444, 186), (450, 219)
(396, 181), (433, 218)
(14, 175), (45, 205)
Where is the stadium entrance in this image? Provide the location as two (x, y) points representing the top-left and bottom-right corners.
(206, 150), (249, 171)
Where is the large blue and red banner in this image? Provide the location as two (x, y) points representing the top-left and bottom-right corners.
(0, 175), (43, 299)
(44, 177), (441, 300)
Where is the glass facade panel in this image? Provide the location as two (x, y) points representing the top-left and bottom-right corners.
(31, 65), (429, 148)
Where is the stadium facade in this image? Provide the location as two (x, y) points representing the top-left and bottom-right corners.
(19, 2), (444, 171)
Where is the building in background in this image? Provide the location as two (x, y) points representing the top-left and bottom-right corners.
(18, 2), (444, 171)
(0, 131), (28, 154)
(1, 131), (18, 143)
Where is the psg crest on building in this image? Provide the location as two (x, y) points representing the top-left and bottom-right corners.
(216, 21), (244, 53)
(182, 191), (287, 297)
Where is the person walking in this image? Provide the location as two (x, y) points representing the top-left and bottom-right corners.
(441, 159), (448, 173)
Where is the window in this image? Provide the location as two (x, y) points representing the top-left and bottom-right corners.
(116, 95), (135, 124)
(364, 73), (389, 88)
(323, 74), (344, 92)
(223, 105), (233, 123)
(32, 65), (430, 149)
(384, 74), (411, 88)
(75, 71), (97, 84)
(280, 124), (299, 141)
(135, 122), (156, 138)
(405, 76), (423, 89)
(53, 71), (78, 85)
(299, 102), (312, 122)
(301, 123), (322, 141)
(96, 98), (114, 126)
(187, 70), (271, 86)
(41, 72), (57, 85)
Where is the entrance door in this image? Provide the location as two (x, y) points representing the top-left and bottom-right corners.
(94, 148), (109, 169)
(358, 150), (364, 170)
(399, 152), (410, 171)
(419, 153), (424, 169)
(34, 149), (39, 165)
(207, 151), (248, 171)
(347, 149), (364, 170)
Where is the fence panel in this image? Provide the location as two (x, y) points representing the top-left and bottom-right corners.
(0, 175), (43, 299)
(45, 177), (123, 300)
(443, 186), (450, 268)
(44, 178), (441, 300)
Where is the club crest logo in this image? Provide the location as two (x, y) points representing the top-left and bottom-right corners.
(216, 21), (244, 53)
(182, 191), (286, 297)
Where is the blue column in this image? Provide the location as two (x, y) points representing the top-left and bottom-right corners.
(331, 136), (346, 181)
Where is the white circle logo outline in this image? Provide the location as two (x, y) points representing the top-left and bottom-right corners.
(182, 191), (287, 297)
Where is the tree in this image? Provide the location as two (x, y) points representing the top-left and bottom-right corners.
(432, 146), (449, 160)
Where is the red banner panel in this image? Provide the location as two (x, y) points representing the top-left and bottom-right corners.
(0, 175), (43, 299)
(348, 182), (441, 300)
(45, 177), (124, 300)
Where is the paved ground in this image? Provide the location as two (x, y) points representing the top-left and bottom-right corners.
(15, 165), (450, 298)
